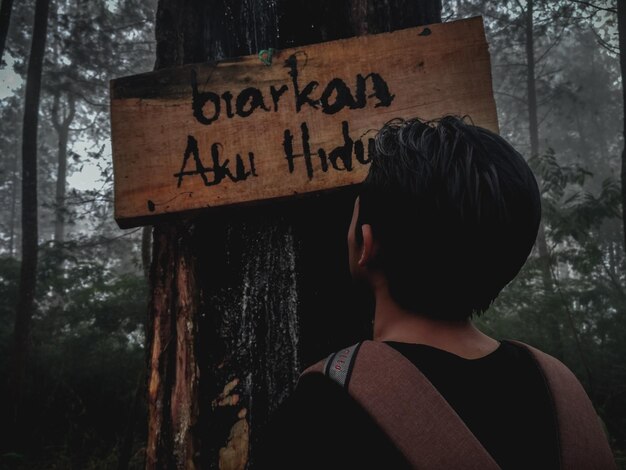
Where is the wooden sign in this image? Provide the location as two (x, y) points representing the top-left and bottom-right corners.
(110, 17), (498, 228)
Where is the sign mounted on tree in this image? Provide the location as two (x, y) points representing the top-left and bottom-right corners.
(110, 17), (498, 228)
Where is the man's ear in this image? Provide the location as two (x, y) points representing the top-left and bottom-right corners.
(358, 224), (376, 267)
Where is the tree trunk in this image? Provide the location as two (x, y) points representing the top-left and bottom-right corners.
(6, 0), (49, 443)
(146, 1), (441, 468)
(618, 0), (626, 253)
(524, 0), (563, 358)
(8, 149), (18, 257)
(141, 226), (152, 281)
(525, 0), (539, 160)
(0, 0), (14, 63)
(52, 91), (75, 245)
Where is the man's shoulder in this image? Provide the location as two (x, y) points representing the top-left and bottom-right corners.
(506, 340), (617, 468)
(259, 353), (411, 469)
(503, 339), (584, 386)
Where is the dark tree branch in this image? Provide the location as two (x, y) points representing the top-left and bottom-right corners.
(569, 0), (616, 14)
(535, 23), (568, 64)
(590, 26), (620, 54)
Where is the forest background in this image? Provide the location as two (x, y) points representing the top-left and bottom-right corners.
(0, 0), (624, 468)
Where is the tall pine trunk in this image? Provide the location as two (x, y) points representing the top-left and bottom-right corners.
(619, 0), (626, 253)
(146, 1), (441, 468)
(7, 0), (49, 441)
(8, 149), (18, 257)
(523, 0), (563, 358)
(51, 91), (75, 244)
(0, 0), (14, 62)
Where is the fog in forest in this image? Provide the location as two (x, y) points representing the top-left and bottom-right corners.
(0, 0), (624, 468)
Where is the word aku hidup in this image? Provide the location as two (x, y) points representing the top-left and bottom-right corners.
(175, 53), (394, 188)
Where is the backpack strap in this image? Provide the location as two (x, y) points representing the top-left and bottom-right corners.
(301, 340), (501, 469)
(509, 341), (616, 470)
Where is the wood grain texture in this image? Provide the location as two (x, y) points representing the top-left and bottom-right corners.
(111, 17), (498, 228)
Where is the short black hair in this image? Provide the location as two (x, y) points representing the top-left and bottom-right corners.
(357, 116), (541, 321)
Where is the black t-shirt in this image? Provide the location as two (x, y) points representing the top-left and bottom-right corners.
(257, 340), (560, 469)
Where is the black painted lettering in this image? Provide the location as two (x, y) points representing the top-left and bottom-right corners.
(283, 129), (296, 173)
(354, 73), (395, 109)
(191, 69), (221, 125)
(222, 91), (235, 118)
(285, 54), (320, 112)
(248, 152), (258, 177)
(320, 78), (356, 115)
(174, 135), (258, 187)
(175, 135), (216, 186)
(300, 122), (314, 179)
(270, 84), (289, 112)
(283, 124), (314, 180)
(355, 137), (375, 164)
(328, 121), (354, 171)
(236, 87), (270, 117)
(209, 143), (233, 184)
(233, 153), (252, 181)
(317, 148), (329, 172)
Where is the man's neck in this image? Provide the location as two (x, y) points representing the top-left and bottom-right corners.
(372, 284), (500, 360)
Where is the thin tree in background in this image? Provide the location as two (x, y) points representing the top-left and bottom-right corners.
(619, 0), (626, 252)
(7, 0), (50, 433)
(0, 0), (14, 63)
(521, 0), (564, 358)
(8, 139), (19, 257)
(51, 90), (75, 244)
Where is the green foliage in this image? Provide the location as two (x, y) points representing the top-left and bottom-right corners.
(477, 149), (626, 453)
(0, 246), (148, 467)
(0, 256), (20, 369)
(443, 0), (626, 457)
(0, 0), (624, 466)
(0, 1), (156, 465)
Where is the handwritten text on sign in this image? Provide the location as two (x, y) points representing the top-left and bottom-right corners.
(110, 17), (498, 228)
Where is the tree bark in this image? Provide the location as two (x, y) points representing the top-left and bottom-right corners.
(141, 226), (152, 281)
(52, 91), (75, 245)
(0, 0), (14, 64)
(618, 0), (626, 253)
(147, 1), (441, 468)
(6, 0), (49, 442)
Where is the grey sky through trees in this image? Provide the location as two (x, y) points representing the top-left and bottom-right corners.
(0, 0), (623, 466)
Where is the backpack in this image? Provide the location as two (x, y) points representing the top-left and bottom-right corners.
(300, 340), (616, 469)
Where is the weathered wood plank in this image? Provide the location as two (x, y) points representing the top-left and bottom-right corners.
(111, 17), (497, 228)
